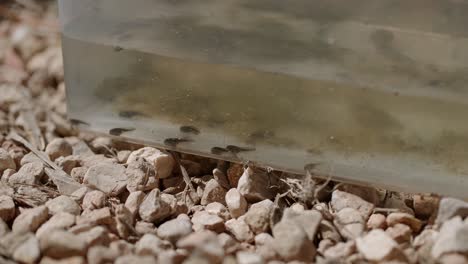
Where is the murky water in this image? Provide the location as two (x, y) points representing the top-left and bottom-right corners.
(60, 0), (468, 197)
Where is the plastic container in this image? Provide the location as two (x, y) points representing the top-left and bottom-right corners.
(59, 0), (468, 198)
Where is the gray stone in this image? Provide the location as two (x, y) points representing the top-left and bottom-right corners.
(82, 190), (106, 210)
(192, 210), (225, 233)
(435, 197), (468, 225)
(236, 251), (265, 264)
(127, 147), (175, 179)
(356, 229), (402, 262)
(431, 216), (468, 259)
(125, 191), (145, 217)
(83, 163), (127, 196)
(135, 233), (172, 256)
(46, 195), (81, 215)
(36, 212), (76, 239)
(157, 214), (193, 243)
(9, 161), (44, 185)
(282, 208), (322, 241)
(139, 189), (172, 223)
(12, 234), (40, 264)
(244, 199), (273, 234)
(201, 179), (227, 206)
(225, 217), (254, 243)
(237, 167), (275, 202)
(334, 208), (365, 240)
(0, 195), (15, 222)
(45, 138), (73, 161)
(331, 190), (374, 220)
(272, 219), (315, 262)
(386, 212), (422, 233)
(12, 205), (49, 233)
(225, 188), (248, 218)
(0, 148), (16, 173)
(40, 230), (87, 258)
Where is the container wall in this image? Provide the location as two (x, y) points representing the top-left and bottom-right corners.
(59, 0), (468, 198)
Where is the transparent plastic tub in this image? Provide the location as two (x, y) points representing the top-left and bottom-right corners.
(59, 0), (468, 198)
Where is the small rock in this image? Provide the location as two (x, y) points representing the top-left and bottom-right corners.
(115, 255), (157, 264)
(125, 158), (158, 192)
(438, 253), (468, 264)
(12, 234), (40, 264)
(83, 163), (127, 196)
(272, 219), (315, 261)
(244, 199), (273, 234)
(177, 230), (224, 263)
(70, 187), (89, 202)
(201, 179), (227, 206)
(225, 188), (248, 218)
(77, 207), (113, 226)
(331, 190), (375, 220)
(40, 230), (87, 258)
(225, 217), (254, 243)
(319, 220), (342, 243)
(20, 152), (42, 166)
(255, 233), (274, 246)
(135, 233), (172, 256)
(12, 205), (49, 233)
(135, 221), (157, 236)
(281, 208), (323, 241)
(356, 229), (402, 262)
(337, 184), (380, 205)
(158, 249), (187, 264)
(45, 138), (73, 161)
(1, 168), (15, 182)
(0, 148), (16, 173)
(114, 204), (134, 239)
(413, 194), (439, 218)
(237, 167), (275, 202)
(0, 195), (15, 222)
(117, 150), (131, 163)
(333, 208), (365, 240)
(227, 163), (243, 187)
(70, 167), (87, 183)
(55, 155), (79, 174)
(236, 251), (265, 264)
(317, 239), (334, 256)
(109, 240), (134, 256)
(431, 216), (468, 259)
(413, 229), (438, 248)
(127, 147), (175, 179)
(324, 241), (356, 259)
(0, 231), (33, 258)
(218, 233), (239, 254)
(39, 257), (86, 264)
(386, 224), (412, 243)
(206, 202), (230, 221)
(9, 161), (44, 185)
(77, 226), (111, 248)
(82, 190), (106, 210)
(290, 203), (306, 213)
(386, 212), (422, 233)
(36, 212), (76, 239)
(46, 195), (81, 215)
(157, 214), (193, 244)
(435, 197), (468, 225)
(192, 210), (225, 233)
(367, 213), (387, 230)
(87, 246), (118, 264)
(0, 218), (10, 236)
(139, 189), (172, 223)
(125, 191), (145, 217)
